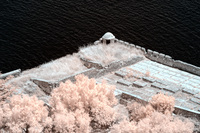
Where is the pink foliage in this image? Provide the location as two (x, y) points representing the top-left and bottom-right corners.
(150, 93), (175, 115)
(127, 102), (154, 122)
(111, 93), (194, 133)
(111, 112), (194, 133)
(0, 76), (16, 106)
(49, 74), (117, 131)
(1, 94), (51, 133)
(0, 74), (195, 132)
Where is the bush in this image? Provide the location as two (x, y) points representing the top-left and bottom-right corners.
(0, 75), (195, 133)
(1, 94), (51, 133)
(111, 112), (194, 133)
(150, 93), (175, 115)
(111, 93), (194, 133)
(0, 76), (16, 106)
(49, 74), (118, 131)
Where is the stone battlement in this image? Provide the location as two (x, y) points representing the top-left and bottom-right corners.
(95, 35), (200, 76)
(116, 39), (200, 76)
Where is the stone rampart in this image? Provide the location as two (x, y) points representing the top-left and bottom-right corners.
(116, 39), (200, 76)
(0, 69), (21, 79)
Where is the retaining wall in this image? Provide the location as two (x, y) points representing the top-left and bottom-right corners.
(32, 56), (143, 94)
(0, 69), (21, 79)
(116, 39), (200, 76)
(120, 91), (200, 120)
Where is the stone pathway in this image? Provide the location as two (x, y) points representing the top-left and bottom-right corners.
(96, 59), (200, 112)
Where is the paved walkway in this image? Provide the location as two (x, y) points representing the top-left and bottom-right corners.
(96, 59), (200, 112)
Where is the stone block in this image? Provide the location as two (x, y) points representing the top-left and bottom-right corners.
(141, 47), (146, 53)
(147, 49), (153, 54)
(31, 78), (53, 94)
(115, 71), (127, 78)
(129, 44), (135, 47)
(155, 80), (168, 85)
(152, 51), (159, 57)
(163, 86), (179, 93)
(135, 45), (141, 49)
(182, 88), (199, 95)
(132, 73), (142, 79)
(132, 81), (147, 88)
(118, 40), (124, 44)
(151, 82), (165, 89)
(159, 53), (165, 58)
(190, 98), (200, 105)
(94, 40), (100, 45)
(124, 42), (129, 45)
(0, 69), (21, 79)
(117, 79), (132, 86)
(165, 55), (172, 59)
(142, 77), (155, 83)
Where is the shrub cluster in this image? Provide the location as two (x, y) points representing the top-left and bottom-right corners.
(111, 93), (194, 133)
(0, 75), (195, 133)
(0, 74), (117, 132)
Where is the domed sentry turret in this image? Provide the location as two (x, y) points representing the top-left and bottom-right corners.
(101, 32), (116, 44)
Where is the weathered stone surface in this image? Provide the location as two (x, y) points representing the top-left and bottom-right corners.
(190, 98), (200, 105)
(175, 98), (185, 106)
(143, 77), (155, 83)
(0, 69), (21, 79)
(180, 102), (198, 110)
(194, 94), (200, 99)
(151, 82), (165, 89)
(132, 81), (147, 88)
(117, 79), (132, 86)
(135, 45), (141, 49)
(141, 47), (146, 53)
(132, 73), (142, 79)
(182, 88), (199, 95)
(121, 92), (148, 105)
(114, 89), (123, 96)
(31, 78), (53, 94)
(129, 44), (135, 47)
(60, 68), (99, 82)
(173, 60), (200, 76)
(115, 71), (127, 77)
(24, 81), (37, 93)
(147, 49), (153, 54)
(174, 105), (200, 120)
(163, 86), (179, 93)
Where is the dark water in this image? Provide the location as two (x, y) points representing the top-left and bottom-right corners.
(1, 0), (200, 73)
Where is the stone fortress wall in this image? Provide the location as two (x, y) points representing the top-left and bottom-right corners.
(1, 33), (200, 122)
(1, 32), (200, 80)
(95, 38), (200, 76)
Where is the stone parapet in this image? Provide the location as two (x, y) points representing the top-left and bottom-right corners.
(114, 39), (200, 76)
(32, 56), (143, 94)
(0, 69), (21, 79)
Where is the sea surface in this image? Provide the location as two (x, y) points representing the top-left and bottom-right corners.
(0, 0), (200, 73)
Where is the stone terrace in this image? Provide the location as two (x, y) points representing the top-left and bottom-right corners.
(96, 59), (200, 112)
